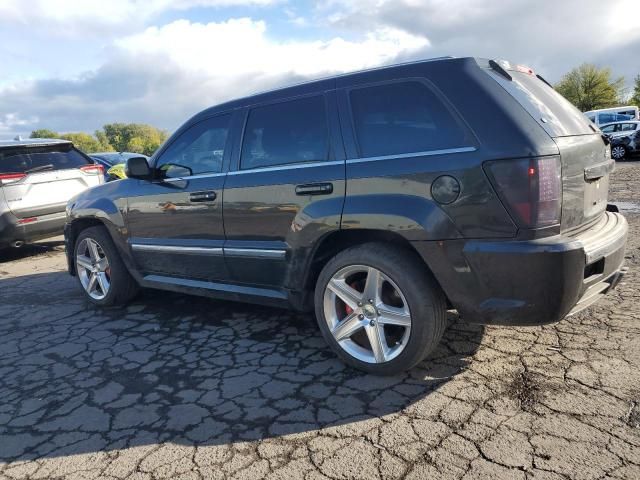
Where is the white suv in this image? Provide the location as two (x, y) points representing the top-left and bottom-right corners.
(0, 138), (104, 249)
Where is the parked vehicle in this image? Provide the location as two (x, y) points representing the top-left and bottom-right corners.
(600, 120), (640, 160)
(0, 138), (103, 249)
(584, 106), (639, 126)
(90, 152), (149, 181)
(65, 57), (628, 375)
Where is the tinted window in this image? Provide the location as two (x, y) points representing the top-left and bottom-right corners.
(0, 144), (90, 174)
(599, 114), (616, 124)
(241, 96), (328, 169)
(349, 81), (468, 157)
(621, 123), (636, 131)
(156, 114), (230, 178)
(600, 124), (616, 133)
(490, 71), (594, 137)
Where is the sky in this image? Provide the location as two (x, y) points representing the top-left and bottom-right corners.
(1, 0), (638, 138)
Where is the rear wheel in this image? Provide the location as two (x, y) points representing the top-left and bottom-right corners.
(74, 226), (138, 306)
(611, 144), (627, 160)
(314, 243), (447, 375)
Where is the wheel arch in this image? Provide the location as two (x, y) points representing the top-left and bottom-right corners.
(66, 216), (136, 278)
(299, 229), (450, 306)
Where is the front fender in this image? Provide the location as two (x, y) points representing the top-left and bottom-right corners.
(65, 182), (138, 279)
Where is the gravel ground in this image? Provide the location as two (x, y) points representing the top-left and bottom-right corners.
(0, 163), (639, 480)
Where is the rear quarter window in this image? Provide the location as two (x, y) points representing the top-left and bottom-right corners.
(349, 80), (472, 158)
(0, 145), (90, 174)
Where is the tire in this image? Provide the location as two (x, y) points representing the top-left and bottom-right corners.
(74, 226), (139, 306)
(314, 243), (447, 375)
(611, 144), (627, 161)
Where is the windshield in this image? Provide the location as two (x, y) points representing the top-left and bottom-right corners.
(0, 144), (90, 174)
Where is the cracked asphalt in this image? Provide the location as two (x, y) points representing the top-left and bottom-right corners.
(1, 163), (639, 480)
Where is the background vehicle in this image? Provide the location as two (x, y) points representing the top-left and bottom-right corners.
(600, 121), (640, 160)
(65, 57), (627, 375)
(1, 138), (103, 249)
(90, 152), (149, 181)
(584, 106), (639, 126)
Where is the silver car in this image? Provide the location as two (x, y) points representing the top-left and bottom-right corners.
(0, 138), (103, 248)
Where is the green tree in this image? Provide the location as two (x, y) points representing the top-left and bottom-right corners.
(30, 129), (59, 139)
(58, 132), (104, 153)
(100, 123), (168, 156)
(555, 63), (625, 111)
(95, 130), (114, 152)
(630, 75), (640, 106)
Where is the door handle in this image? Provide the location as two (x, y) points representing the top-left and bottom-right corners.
(189, 190), (217, 202)
(295, 183), (333, 196)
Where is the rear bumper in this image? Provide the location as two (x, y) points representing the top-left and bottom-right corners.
(414, 211), (628, 325)
(0, 210), (66, 248)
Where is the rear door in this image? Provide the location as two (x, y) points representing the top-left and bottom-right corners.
(0, 144), (102, 219)
(222, 91), (346, 289)
(485, 65), (612, 232)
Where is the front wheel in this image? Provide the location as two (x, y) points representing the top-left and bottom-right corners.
(611, 144), (627, 160)
(314, 243), (447, 375)
(74, 226), (139, 306)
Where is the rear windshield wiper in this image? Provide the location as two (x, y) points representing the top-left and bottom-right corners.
(24, 164), (54, 174)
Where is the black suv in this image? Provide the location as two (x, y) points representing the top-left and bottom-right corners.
(65, 58), (628, 375)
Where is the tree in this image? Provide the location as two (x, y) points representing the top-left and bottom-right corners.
(555, 64), (625, 111)
(30, 129), (59, 139)
(630, 75), (640, 106)
(58, 132), (105, 153)
(28, 123), (167, 155)
(100, 123), (168, 156)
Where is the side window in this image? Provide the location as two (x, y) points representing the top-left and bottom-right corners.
(598, 114), (614, 124)
(600, 124), (615, 133)
(621, 123), (636, 131)
(156, 114), (230, 178)
(349, 81), (469, 158)
(241, 96), (329, 169)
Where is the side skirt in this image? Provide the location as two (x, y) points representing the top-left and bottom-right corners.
(139, 274), (292, 309)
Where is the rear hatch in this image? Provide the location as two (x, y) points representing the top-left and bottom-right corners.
(484, 60), (611, 232)
(0, 143), (103, 219)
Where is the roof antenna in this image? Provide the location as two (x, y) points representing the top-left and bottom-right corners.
(14, 135), (22, 141)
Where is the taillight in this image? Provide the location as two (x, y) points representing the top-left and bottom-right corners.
(0, 173), (27, 184)
(484, 156), (562, 228)
(80, 164), (104, 175)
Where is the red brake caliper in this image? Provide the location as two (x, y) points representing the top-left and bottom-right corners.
(344, 282), (358, 316)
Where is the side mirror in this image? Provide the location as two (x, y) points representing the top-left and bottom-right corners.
(125, 156), (152, 180)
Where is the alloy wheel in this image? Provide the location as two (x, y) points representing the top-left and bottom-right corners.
(76, 238), (111, 300)
(323, 264), (412, 364)
(611, 145), (626, 160)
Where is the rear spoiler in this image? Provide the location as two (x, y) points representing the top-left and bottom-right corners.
(488, 59), (553, 88)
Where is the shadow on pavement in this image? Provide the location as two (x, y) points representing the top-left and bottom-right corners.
(0, 239), (65, 264)
(0, 270), (484, 462)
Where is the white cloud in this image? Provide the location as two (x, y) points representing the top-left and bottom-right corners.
(117, 18), (429, 77)
(319, 0), (640, 84)
(0, 113), (39, 134)
(0, 17), (429, 136)
(0, 0), (278, 34)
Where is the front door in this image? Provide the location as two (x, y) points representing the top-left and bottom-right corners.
(223, 91), (346, 289)
(126, 113), (232, 281)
